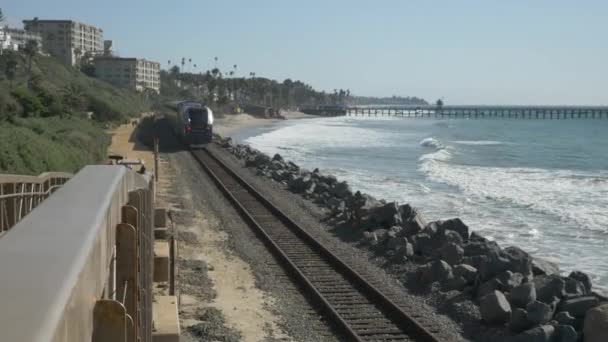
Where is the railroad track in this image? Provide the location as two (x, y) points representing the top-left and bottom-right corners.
(191, 147), (443, 342)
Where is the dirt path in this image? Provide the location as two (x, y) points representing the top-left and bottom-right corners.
(157, 158), (292, 342)
(108, 117), (295, 342)
(108, 116), (155, 168)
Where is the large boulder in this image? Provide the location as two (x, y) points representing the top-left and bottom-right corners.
(480, 290), (512, 324)
(454, 264), (478, 284)
(369, 202), (403, 228)
(422, 221), (440, 237)
(288, 174), (312, 193)
(509, 308), (532, 332)
(564, 277), (586, 297)
(559, 296), (600, 317)
(304, 181), (316, 195)
(399, 204), (427, 236)
(532, 257), (560, 276)
(554, 311), (577, 327)
(386, 234), (408, 251)
(496, 270), (524, 290)
(568, 271), (592, 294)
(320, 174), (338, 186)
(501, 246), (533, 278)
(462, 255), (490, 270)
(245, 156), (257, 167)
(330, 181), (351, 199)
(313, 181), (330, 195)
(534, 275), (566, 304)
(269, 160), (286, 170)
(514, 325), (555, 342)
(438, 230), (464, 247)
(286, 161), (299, 172)
(411, 233), (434, 256)
(354, 194), (382, 217)
(436, 218), (470, 241)
(584, 303), (608, 342)
(526, 300), (554, 325)
(421, 260), (453, 283)
(478, 254), (510, 281)
(328, 199), (346, 216)
(397, 241), (415, 259)
(510, 282), (537, 308)
(439, 243), (464, 266)
(478, 278), (506, 299)
(463, 236), (501, 257)
(367, 229), (389, 246)
(270, 170), (287, 182)
(444, 276), (468, 292)
(219, 137), (233, 147)
(253, 153), (271, 168)
(556, 325), (577, 342)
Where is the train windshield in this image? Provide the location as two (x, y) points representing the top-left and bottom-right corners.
(188, 108), (209, 128)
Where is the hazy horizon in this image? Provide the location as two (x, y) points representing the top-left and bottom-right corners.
(3, 0), (608, 105)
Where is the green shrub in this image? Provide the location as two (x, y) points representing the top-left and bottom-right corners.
(0, 117), (108, 174)
(11, 87), (46, 117)
(88, 96), (122, 122)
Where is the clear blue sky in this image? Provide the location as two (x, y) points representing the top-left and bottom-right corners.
(3, 0), (607, 105)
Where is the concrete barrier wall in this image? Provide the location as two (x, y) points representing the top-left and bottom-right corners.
(0, 166), (153, 342)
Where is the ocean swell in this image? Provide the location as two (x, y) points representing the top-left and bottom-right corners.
(419, 160), (608, 234)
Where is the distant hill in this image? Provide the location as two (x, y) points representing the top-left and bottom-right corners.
(0, 52), (149, 174)
(351, 96), (428, 106)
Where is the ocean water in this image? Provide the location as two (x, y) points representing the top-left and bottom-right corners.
(236, 117), (608, 290)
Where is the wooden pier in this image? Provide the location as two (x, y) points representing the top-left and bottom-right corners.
(343, 105), (608, 119)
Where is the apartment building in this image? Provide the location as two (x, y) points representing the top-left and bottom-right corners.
(22, 19), (103, 65)
(0, 28), (18, 52)
(94, 57), (161, 93)
(1, 27), (42, 51)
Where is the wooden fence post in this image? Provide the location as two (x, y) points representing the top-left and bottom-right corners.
(92, 300), (127, 342)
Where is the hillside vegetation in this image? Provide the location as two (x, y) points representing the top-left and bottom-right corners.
(0, 51), (149, 175)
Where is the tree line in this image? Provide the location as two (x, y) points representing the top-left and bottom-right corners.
(159, 62), (355, 109)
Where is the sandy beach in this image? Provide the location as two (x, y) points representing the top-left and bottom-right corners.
(213, 110), (314, 137)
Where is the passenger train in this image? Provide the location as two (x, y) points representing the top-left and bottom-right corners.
(169, 101), (214, 148)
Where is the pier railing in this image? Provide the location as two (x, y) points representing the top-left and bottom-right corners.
(345, 105), (608, 119)
(0, 172), (72, 234)
(0, 165), (154, 342)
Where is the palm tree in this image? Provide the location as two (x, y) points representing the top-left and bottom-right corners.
(0, 8), (5, 23)
(23, 39), (38, 87)
(62, 83), (85, 112)
(168, 60), (171, 66)
(211, 67), (220, 79)
(214, 56), (218, 68)
(181, 57), (185, 75)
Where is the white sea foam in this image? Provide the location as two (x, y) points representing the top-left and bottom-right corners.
(419, 159), (608, 234)
(420, 137), (444, 149)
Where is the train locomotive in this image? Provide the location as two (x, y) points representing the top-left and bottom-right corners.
(170, 101), (214, 148)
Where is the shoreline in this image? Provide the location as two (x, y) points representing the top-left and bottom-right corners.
(213, 110), (316, 138)
(214, 133), (608, 341)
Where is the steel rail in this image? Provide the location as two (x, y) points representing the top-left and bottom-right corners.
(191, 147), (442, 342)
